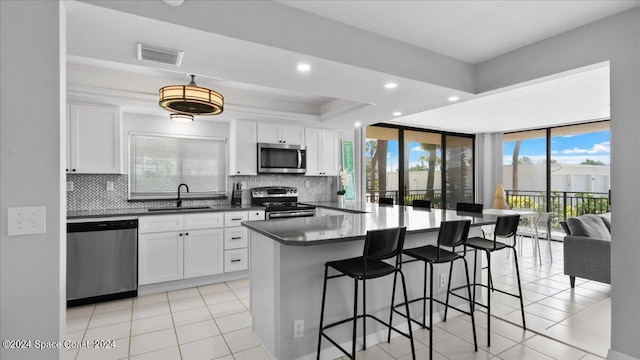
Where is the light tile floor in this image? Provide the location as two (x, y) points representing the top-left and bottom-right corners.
(65, 239), (610, 360)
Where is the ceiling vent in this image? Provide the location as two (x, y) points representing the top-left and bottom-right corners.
(137, 43), (184, 66)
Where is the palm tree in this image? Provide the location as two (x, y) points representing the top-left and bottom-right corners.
(420, 143), (440, 199)
(512, 140), (521, 191)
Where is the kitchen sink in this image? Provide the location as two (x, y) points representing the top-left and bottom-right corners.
(147, 206), (212, 212)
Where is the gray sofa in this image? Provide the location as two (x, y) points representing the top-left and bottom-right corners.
(562, 213), (611, 288)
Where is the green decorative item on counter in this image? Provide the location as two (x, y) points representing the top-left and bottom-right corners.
(341, 140), (355, 200)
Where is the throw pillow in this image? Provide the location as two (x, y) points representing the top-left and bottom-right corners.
(600, 212), (612, 233)
(566, 214), (611, 241)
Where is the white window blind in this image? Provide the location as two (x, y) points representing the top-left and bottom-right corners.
(130, 133), (227, 199)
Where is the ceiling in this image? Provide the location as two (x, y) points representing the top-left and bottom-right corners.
(65, 0), (638, 132)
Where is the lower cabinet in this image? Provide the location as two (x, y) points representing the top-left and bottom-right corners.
(138, 231), (184, 285)
(138, 213), (224, 285)
(138, 210), (264, 286)
(184, 228), (224, 278)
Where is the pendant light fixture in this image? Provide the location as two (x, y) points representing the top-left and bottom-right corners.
(159, 74), (224, 116)
(170, 113), (194, 123)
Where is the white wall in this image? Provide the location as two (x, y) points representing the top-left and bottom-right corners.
(0, 1), (65, 359)
(476, 8), (640, 360)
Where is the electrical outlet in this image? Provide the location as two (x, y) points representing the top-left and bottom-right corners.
(439, 274), (447, 287)
(241, 181), (247, 189)
(305, 180), (310, 188)
(66, 181), (74, 192)
(106, 181), (114, 191)
(293, 319), (304, 338)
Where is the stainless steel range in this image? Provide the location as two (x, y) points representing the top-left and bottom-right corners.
(251, 186), (316, 219)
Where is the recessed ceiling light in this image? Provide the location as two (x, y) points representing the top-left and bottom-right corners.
(163, 0), (185, 7)
(297, 63), (311, 72)
(448, 96), (460, 102)
(384, 82), (398, 89)
(354, 121), (362, 127)
(393, 112), (402, 117)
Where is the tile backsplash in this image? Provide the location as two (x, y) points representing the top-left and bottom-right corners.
(66, 174), (335, 211)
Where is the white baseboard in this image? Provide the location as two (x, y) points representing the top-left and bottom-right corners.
(138, 271), (249, 296)
(607, 348), (640, 360)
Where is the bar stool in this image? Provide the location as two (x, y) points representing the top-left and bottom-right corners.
(317, 227), (415, 360)
(390, 220), (477, 360)
(448, 215), (525, 346)
(379, 197), (394, 205)
(412, 199), (431, 209)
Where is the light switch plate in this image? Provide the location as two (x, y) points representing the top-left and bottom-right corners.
(106, 181), (114, 191)
(7, 206), (46, 236)
(66, 181), (74, 192)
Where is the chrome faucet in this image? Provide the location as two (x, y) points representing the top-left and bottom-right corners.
(177, 183), (189, 208)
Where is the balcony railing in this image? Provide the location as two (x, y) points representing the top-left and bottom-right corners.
(505, 189), (610, 230)
(365, 189), (473, 209)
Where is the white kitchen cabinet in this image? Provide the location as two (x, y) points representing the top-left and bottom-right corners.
(257, 123), (304, 145)
(184, 228), (224, 278)
(229, 120), (257, 175)
(248, 210), (265, 221)
(224, 227), (248, 250)
(224, 248), (248, 272)
(67, 103), (122, 174)
(139, 232), (183, 285)
(305, 128), (337, 176)
(138, 213), (225, 285)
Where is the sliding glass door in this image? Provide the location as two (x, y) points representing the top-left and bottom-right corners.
(365, 125), (474, 208)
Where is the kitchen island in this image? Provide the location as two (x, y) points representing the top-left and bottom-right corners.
(242, 204), (500, 360)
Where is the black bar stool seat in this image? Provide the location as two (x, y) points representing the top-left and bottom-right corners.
(464, 238), (508, 251)
(403, 246), (459, 264)
(326, 258), (396, 279)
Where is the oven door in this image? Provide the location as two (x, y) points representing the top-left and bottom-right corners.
(267, 210), (315, 219)
(258, 143), (306, 174)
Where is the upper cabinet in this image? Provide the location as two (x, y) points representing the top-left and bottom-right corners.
(229, 120), (257, 175)
(305, 128), (337, 176)
(257, 123), (304, 145)
(67, 103), (122, 174)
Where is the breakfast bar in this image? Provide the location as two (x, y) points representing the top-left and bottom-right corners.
(242, 204), (500, 360)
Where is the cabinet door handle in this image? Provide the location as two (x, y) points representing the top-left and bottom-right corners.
(231, 259), (242, 263)
(231, 218), (242, 221)
(72, 169), (76, 172)
(185, 232), (189, 236)
(179, 233), (183, 236)
(231, 237), (242, 240)
(237, 171), (240, 174)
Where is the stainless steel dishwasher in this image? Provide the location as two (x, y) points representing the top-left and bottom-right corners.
(67, 218), (138, 307)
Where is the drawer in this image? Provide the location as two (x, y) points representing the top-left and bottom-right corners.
(224, 227), (248, 250)
(248, 210), (265, 221)
(139, 215), (183, 234)
(184, 212), (224, 230)
(225, 248), (248, 272)
(225, 211), (248, 227)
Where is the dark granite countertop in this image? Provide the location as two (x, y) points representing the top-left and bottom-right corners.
(301, 201), (370, 213)
(67, 204), (265, 220)
(242, 204), (499, 246)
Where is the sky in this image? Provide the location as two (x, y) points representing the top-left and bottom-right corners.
(366, 130), (611, 171)
(503, 130), (611, 165)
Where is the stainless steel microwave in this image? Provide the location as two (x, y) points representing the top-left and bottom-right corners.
(257, 143), (306, 174)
